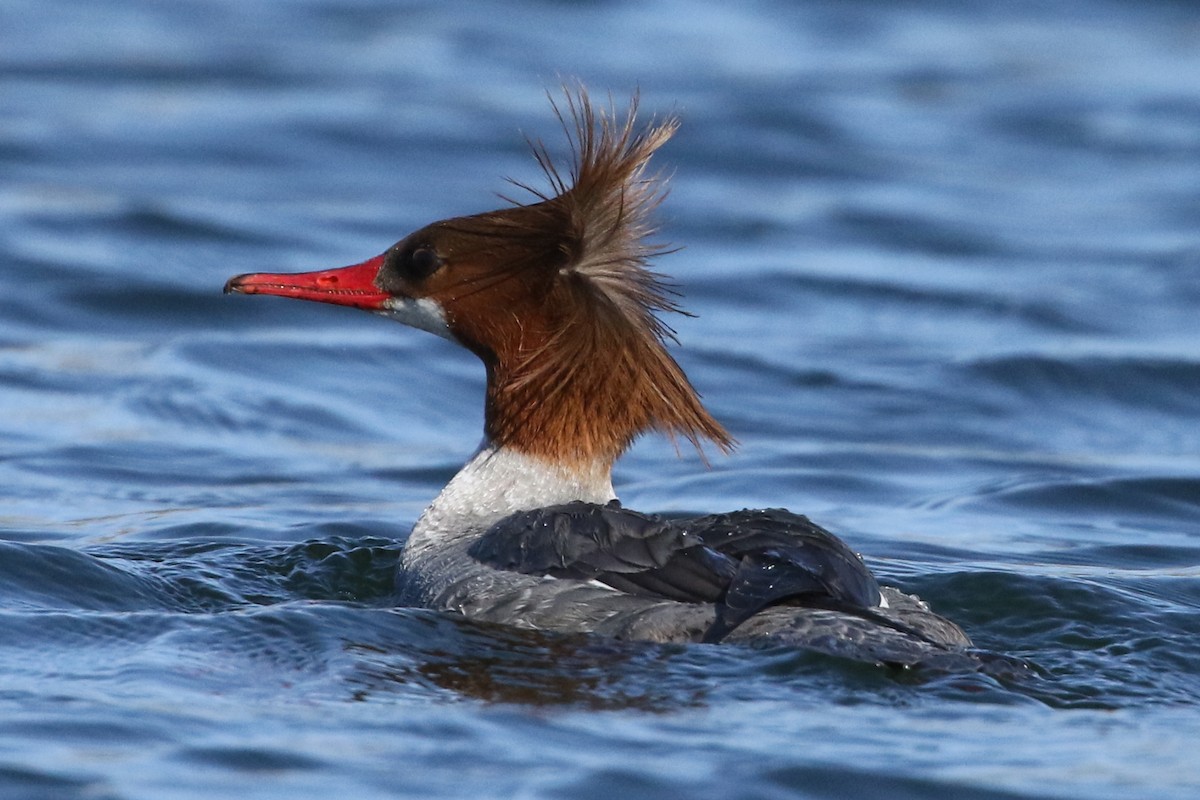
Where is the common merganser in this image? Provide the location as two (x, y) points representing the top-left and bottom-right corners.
(225, 90), (974, 667)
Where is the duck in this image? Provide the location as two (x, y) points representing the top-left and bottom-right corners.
(225, 89), (974, 667)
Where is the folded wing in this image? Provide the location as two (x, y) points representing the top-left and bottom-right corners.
(469, 502), (881, 642)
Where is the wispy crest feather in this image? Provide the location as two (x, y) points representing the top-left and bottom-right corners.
(479, 86), (733, 462)
(515, 87), (682, 334)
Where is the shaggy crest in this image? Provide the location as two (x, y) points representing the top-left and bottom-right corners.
(471, 87), (735, 464)
(514, 89), (681, 330)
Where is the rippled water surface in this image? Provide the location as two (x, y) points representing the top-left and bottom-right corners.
(4, 1), (1200, 798)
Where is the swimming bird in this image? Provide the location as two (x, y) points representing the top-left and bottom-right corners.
(225, 90), (972, 666)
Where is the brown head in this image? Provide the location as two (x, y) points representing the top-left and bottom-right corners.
(226, 88), (734, 471)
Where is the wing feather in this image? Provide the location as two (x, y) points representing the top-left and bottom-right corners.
(469, 502), (881, 641)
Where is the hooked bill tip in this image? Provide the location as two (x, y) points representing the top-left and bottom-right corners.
(222, 271), (296, 297)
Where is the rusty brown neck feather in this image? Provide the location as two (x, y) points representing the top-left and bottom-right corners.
(464, 267), (731, 470)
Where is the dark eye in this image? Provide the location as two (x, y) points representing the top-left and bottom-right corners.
(406, 246), (443, 280)
(380, 241), (445, 289)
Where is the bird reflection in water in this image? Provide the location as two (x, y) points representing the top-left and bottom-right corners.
(345, 623), (710, 710)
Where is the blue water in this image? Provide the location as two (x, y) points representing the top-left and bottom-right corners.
(3, 1), (1200, 797)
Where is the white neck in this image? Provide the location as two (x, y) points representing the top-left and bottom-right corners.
(405, 444), (616, 558)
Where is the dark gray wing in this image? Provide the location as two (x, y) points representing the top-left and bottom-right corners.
(469, 502), (881, 643)
(684, 508), (882, 642)
(468, 501), (735, 602)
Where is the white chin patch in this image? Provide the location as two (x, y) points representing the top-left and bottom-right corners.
(382, 296), (455, 342)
